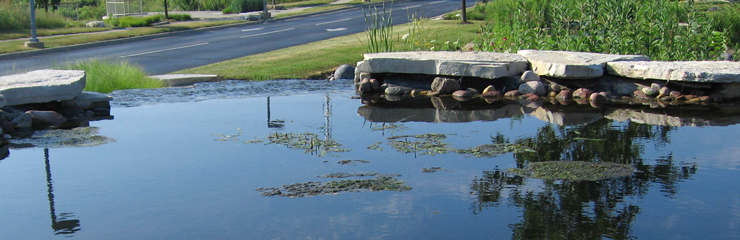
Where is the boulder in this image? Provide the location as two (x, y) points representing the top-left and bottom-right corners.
(452, 90), (473, 99)
(330, 64), (355, 81)
(518, 81), (546, 96)
(357, 78), (372, 94)
(518, 50), (649, 79)
(607, 61), (740, 83)
(556, 90), (572, 100)
(85, 21), (105, 28)
(572, 88), (592, 98)
(431, 77), (461, 94)
(0, 70), (86, 107)
(11, 112), (32, 129)
(520, 70), (540, 83)
(27, 110), (66, 129)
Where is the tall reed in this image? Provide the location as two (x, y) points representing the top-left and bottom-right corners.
(65, 59), (164, 93)
(362, 1), (394, 53)
(480, 0), (726, 61)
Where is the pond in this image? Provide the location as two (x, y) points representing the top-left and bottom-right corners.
(0, 79), (738, 239)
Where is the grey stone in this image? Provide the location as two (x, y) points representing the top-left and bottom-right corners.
(719, 83), (740, 99)
(642, 87), (659, 97)
(11, 113), (32, 129)
(355, 51), (529, 82)
(431, 77), (461, 94)
(573, 88), (593, 99)
(61, 91), (112, 109)
(385, 86), (406, 95)
(520, 70), (540, 83)
(518, 81), (546, 96)
(357, 78), (372, 94)
(607, 61), (740, 83)
(518, 50), (649, 79)
(330, 64), (355, 81)
(85, 21), (105, 27)
(27, 110), (66, 128)
(556, 90), (572, 100)
(0, 70), (86, 107)
(149, 74), (223, 87)
(452, 90), (473, 98)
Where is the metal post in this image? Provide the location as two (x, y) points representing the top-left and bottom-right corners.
(30, 0), (38, 42)
(263, 0), (267, 13)
(25, 0), (44, 48)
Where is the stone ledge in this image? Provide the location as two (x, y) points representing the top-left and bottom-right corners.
(0, 69), (86, 107)
(607, 61), (740, 83)
(517, 50), (650, 79)
(149, 74), (225, 87)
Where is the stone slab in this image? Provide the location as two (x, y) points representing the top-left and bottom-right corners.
(61, 91), (112, 109)
(355, 51), (529, 81)
(606, 61), (740, 83)
(0, 69), (86, 107)
(517, 50), (650, 79)
(149, 74), (224, 87)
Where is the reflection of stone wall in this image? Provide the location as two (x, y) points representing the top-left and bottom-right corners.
(358, 103), (525, 123)
(531, 108), (603, 126)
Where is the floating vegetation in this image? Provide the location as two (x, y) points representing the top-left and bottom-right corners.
(338, 159), (371, 165)
(367, 142), (383, 151)
(388, 133), (453, 156)
(507, 161), (637, 181)
(230, 132), (350, 157)
(317, 172), (380, 178)
(256, 175), (411, 197)
(371, 123), (409, 133)
(10, 127), (115, 148)
(422, 167), (452, 173)
(213, 128), (243, 142)
(456, 144), (534, 158)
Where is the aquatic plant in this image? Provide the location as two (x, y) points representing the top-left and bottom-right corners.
(361, 1), (394, 53)
(10, 127), (115, 148)
(456, 143), (534, 158)
(507, 161), (636, 181)
(388, 133), (453, 156)
(317, 172), (380, 178)
(256, 175), (411, 197)
(235, 132), (350, 157)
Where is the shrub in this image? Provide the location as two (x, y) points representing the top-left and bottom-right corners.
(78, 5), (106, 20)
(110, 14), (164, 27)
(229, 0), (263, 13)
(173, 0), (199, 10)
(201, 0), (229, 10)
(167, 13), (192, 21)
(0, 3), (27, 31)
(65, 59), (165, 93)
(706, 3), (740, 45)
(479, 0), (726, 61)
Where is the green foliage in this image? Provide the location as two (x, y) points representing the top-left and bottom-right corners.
(443, 4), (486, 21)
(201, 0), (229, 10)
(0, 3), (68, 30)
(167, 13), (192, 21)
(173, 0), (200, 10)
(229, 0), (264, 13)
(478, 0), (726, 60)
(706, 2), (740, 45)
(108, 14), (164, 27)
(78, 5), (106, 20)
(362, 2), (394, 53)
(64, 59), (165, 93)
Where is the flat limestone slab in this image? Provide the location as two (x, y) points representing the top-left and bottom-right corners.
(355, 51), (528, 80)
(517, 50), (650, 79)
(0, 69), (86, 107)
(607, 61), (740, 83)
(149, 74), (224, 87)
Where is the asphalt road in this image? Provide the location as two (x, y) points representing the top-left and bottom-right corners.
(0, 0), (472, 75)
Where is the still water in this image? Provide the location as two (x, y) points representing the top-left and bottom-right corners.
(0, 80), (738, 239)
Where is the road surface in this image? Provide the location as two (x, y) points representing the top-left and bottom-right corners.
(0, 0), (472, 75)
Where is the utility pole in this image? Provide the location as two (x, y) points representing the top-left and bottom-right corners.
(25, 0), (45, 48)
(461, 0), (470, 24)
(163, 0), (169, 19)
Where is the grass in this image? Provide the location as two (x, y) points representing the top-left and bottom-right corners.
(175, 19), (482, 80)
(0, 20), (245, 55)
(64, 59), (165, 93)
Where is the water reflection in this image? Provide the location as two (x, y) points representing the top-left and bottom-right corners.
(358, 95), (740, 127)
(44, 148), (81, 235)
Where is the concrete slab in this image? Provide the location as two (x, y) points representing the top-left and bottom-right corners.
(606, 61), (740, 83)
(355, 51), (528, 81)
(517, 50), (649, 79)
(149, 74), (224, 87)
(0, 69), (86, 107)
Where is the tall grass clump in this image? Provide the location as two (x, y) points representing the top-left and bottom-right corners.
(0, 2), (68, 30)
(361, 2), (394, 53)
(106, 14), (164, 27)
(65, 60), (164, 93)
(479, 0), (726, 61)
(706, 2), (740, 46)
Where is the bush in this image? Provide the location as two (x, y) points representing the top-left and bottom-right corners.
(65, 59), (165, 93)
(167, 13), (192, 21)
(229, 0), (264, 13)
(479, 0), (726, 61)
(173, 0), (199, 10)
(0, 3), (27, 31)
(78, 5), (106, 20)
(706, 3), (740, 45)
(110, 14), (164, 27)
(201, 0), (229, 10)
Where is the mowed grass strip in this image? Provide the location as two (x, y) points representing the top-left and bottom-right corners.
(0, 20), (246, 55)
(175, 19), (482, 80)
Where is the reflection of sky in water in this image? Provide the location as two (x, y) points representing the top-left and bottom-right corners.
(0, 86), (738, 239)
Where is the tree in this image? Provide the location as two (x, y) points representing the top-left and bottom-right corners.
(35, 0), (61, 12)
